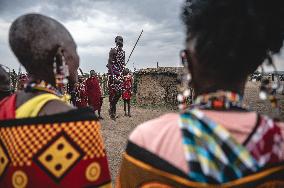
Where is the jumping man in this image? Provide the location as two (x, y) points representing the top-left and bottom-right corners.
(107, 36), (125, 120)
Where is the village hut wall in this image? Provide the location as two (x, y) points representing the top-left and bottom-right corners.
(136, 67), (183, 107)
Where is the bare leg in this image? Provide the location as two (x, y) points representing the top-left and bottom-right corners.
(98, 97), (103, 119)
(124, 100), (127, 116)
(110, 91), (121, 120)
(127, 100), (131, 117)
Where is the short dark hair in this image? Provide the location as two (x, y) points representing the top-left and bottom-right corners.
(182, 0), (284, 81)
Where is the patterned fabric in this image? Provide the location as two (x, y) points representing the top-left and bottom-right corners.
(179, 109), (259, 183)
(122, 74), (132, 100)
(74, 81), (88, 108)
(0, 109), (112, 188)
(109, 47), (125, 92)
(194, 91), (249, 110)
(246, 115), (284, 166)
(117, 141), (284, 188)
(0, 93), (63, 120)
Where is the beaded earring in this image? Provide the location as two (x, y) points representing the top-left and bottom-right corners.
(53, 49), (70, 94)
(177, 50), (194, 111)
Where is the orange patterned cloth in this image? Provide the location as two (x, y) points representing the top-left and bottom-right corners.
(0, 108), (111, 188)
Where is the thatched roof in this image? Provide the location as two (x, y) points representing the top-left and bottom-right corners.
(136, 67), (183, 76)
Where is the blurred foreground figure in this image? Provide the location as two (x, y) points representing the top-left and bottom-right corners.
(86, 70), (103, 119)
(108, 36), (125, 120)
(117, 0), (284, 187)
(0, 65), (12, 101)
(0, 66), (12, 100)
(0, 14), (111, 188)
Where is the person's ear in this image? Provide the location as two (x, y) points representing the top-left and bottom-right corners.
(53, 45), (70, 89)
(186, 37), (198, 75)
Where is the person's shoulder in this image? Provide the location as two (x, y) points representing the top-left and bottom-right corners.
(129, 113), (180, 142)
(39, 100), (75, 116)
(138, 113), (179, 128)
(276, 121), (284, 125)
(109, 48), (116, 53)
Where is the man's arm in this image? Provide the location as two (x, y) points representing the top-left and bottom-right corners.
(123, 50), (126, 66)
(108, 48), (116, 75)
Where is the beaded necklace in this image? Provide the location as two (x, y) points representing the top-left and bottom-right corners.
(25, 80), (63, 97)
(193, 91), (250, 111)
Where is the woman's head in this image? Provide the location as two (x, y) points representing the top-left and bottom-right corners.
(182, 0), (284, 95)
(9, 13), (79, 87)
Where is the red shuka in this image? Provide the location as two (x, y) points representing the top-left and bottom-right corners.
(0, 94), (16, 120)
(85, 76), (102, 111)
(122, 74), (132, 100)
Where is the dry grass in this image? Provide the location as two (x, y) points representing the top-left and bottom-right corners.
(100, 100), (172, 180)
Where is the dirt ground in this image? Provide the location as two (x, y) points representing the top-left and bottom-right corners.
(100, 81), (284, 181)
(99, 100), (172, 180)
(244, 81), (284, 120)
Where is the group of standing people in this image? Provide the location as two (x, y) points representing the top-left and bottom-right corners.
(73, 70), (104, 118)
(72, 38), (133, 120)
(107, 36), (133, 120)
(0, 0), (284, 187)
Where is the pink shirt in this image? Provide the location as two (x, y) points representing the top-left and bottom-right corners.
(129, 111), (284, 174)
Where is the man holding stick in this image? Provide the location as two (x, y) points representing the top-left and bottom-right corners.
(107, 36), (125, 120)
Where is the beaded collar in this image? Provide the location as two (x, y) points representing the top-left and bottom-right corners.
(25, 80), (63, 97)
(193, 91), (250, 111)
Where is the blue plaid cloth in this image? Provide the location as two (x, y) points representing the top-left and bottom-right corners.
(179, 109), (259, 183)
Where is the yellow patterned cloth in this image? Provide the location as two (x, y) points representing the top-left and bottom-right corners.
(0, 108), (112, 188)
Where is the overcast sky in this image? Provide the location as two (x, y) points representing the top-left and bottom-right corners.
(0, 0), (283, 73)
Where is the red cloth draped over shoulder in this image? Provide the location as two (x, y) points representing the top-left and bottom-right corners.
(85, 76), (102, 111)
(0, 94), (16, 120)
(122, 75), (132, 100)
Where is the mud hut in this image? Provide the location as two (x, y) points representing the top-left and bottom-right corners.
(135, 67), (183, 107)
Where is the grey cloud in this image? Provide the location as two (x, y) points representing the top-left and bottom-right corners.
(0, 0), (283, 73)
(0, 0), (186, 73)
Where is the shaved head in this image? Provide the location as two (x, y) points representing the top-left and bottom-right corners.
(9, 13), (79, 85)
(90, 70), (96, 76)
